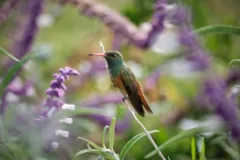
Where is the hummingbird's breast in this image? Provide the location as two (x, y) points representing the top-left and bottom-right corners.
(111, 75), (127, 95)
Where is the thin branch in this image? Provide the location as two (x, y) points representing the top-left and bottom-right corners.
(99, 41), (105, 53)
(124, 100), (166, 160)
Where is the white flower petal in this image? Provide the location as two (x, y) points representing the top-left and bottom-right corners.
(52, 141), (59, 149)
(6, 92), (20, 102)
(151, 27), (180, 54)
(26, 87), (36, 96)
(139, 22), (152, 32)
(55, 129), (69, 138)
(47, 107), (56, 118)
(59, 118), (73, 124)
(61, 104), (75, 110)
(37, 14), (54, 28)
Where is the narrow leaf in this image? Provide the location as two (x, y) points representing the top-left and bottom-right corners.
(109, 118), (116, 151)
(194, 25), (240, 36)
(75, 149), (101, 156)
(0, 51), (41, 98)
(102, 125), (109, 148)
(77, 137), (102, 150)
(218, 141), (240, 159)
(229, 59), (240, 67)
(0, 57), (26, 98)
(0, 47), (20, 62)
(198, 137), (206, 160)
(119, 130), (159, 160)
(76, 149), (115, 160)
(191, 137), (196, 160)
(145, 126), (208, 159)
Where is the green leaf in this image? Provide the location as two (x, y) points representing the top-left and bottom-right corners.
(75, 148), (115, 160)
(197, 136), (206, 160)
(0, 51), (41, 98)
(229, 59), (240, 67)
(102, 125), (109, 149)
(77, 137), (102, 150)
(191, 137), (196, 160)
(194, 25), (240, 36)
(0, 58), (25, 98)
(0, 47), (20, 62)
(212, 138), (240, 159)
(145, 126), (208, 159)
(119, 130), (159, 160)
(109, 118), (116, 151)
(75, 149), (102, 156)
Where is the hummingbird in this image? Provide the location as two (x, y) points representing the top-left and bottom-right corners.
(89, 51), (153, 117)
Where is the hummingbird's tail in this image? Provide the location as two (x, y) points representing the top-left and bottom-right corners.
(128, 82), (153, 117)
(138, 88), (153, 115)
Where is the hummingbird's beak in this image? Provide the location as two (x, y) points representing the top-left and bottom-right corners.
(88, 53), (106, 57)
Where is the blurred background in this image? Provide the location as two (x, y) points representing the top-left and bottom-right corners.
(0, 0), (240, 159)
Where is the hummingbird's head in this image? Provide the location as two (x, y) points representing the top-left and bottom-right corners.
(89, 51), (124, 68)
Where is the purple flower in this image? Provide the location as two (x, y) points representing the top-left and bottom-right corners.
(59, 66), (80, 76)
(179, 27), (198, 51)
(12, 0), (43, 61)
(44, 98), (64, 109)
(170, 5), (210, 70)
(43, 66), (80, 118)
(199, 78), (240, 140)
(35, 66), (80, 149)
(50, 80), (67, 91)
(46, 88), (65, 98)
(186, 53), (210, 71)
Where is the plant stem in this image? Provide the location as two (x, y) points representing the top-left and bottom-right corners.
(124, 100), (166, 160)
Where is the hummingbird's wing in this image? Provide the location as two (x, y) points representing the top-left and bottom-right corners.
(120, 67), (153, 117)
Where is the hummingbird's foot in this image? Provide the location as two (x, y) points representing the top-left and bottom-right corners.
(122, 96), (127, 102)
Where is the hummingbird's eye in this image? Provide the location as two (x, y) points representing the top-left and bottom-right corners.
(110, 54), (116, 57)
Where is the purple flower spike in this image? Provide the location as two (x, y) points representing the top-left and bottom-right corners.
(46, 88), (65, 98)
(186, 53), (210, 71)
(170, 6), (191, 25)
(53, 74), (65, 83)
(44, 98), (64, 109)
(46, 67), (80, 99)
(50, 80), (67, 91)
(12, 0), (43, 60)
(42, 66), (80, 118)
(199, 78), (240, 140)
(172, 5), (210, 71)
(179, 27), (198, 51)
(59, 66), (80, 76)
